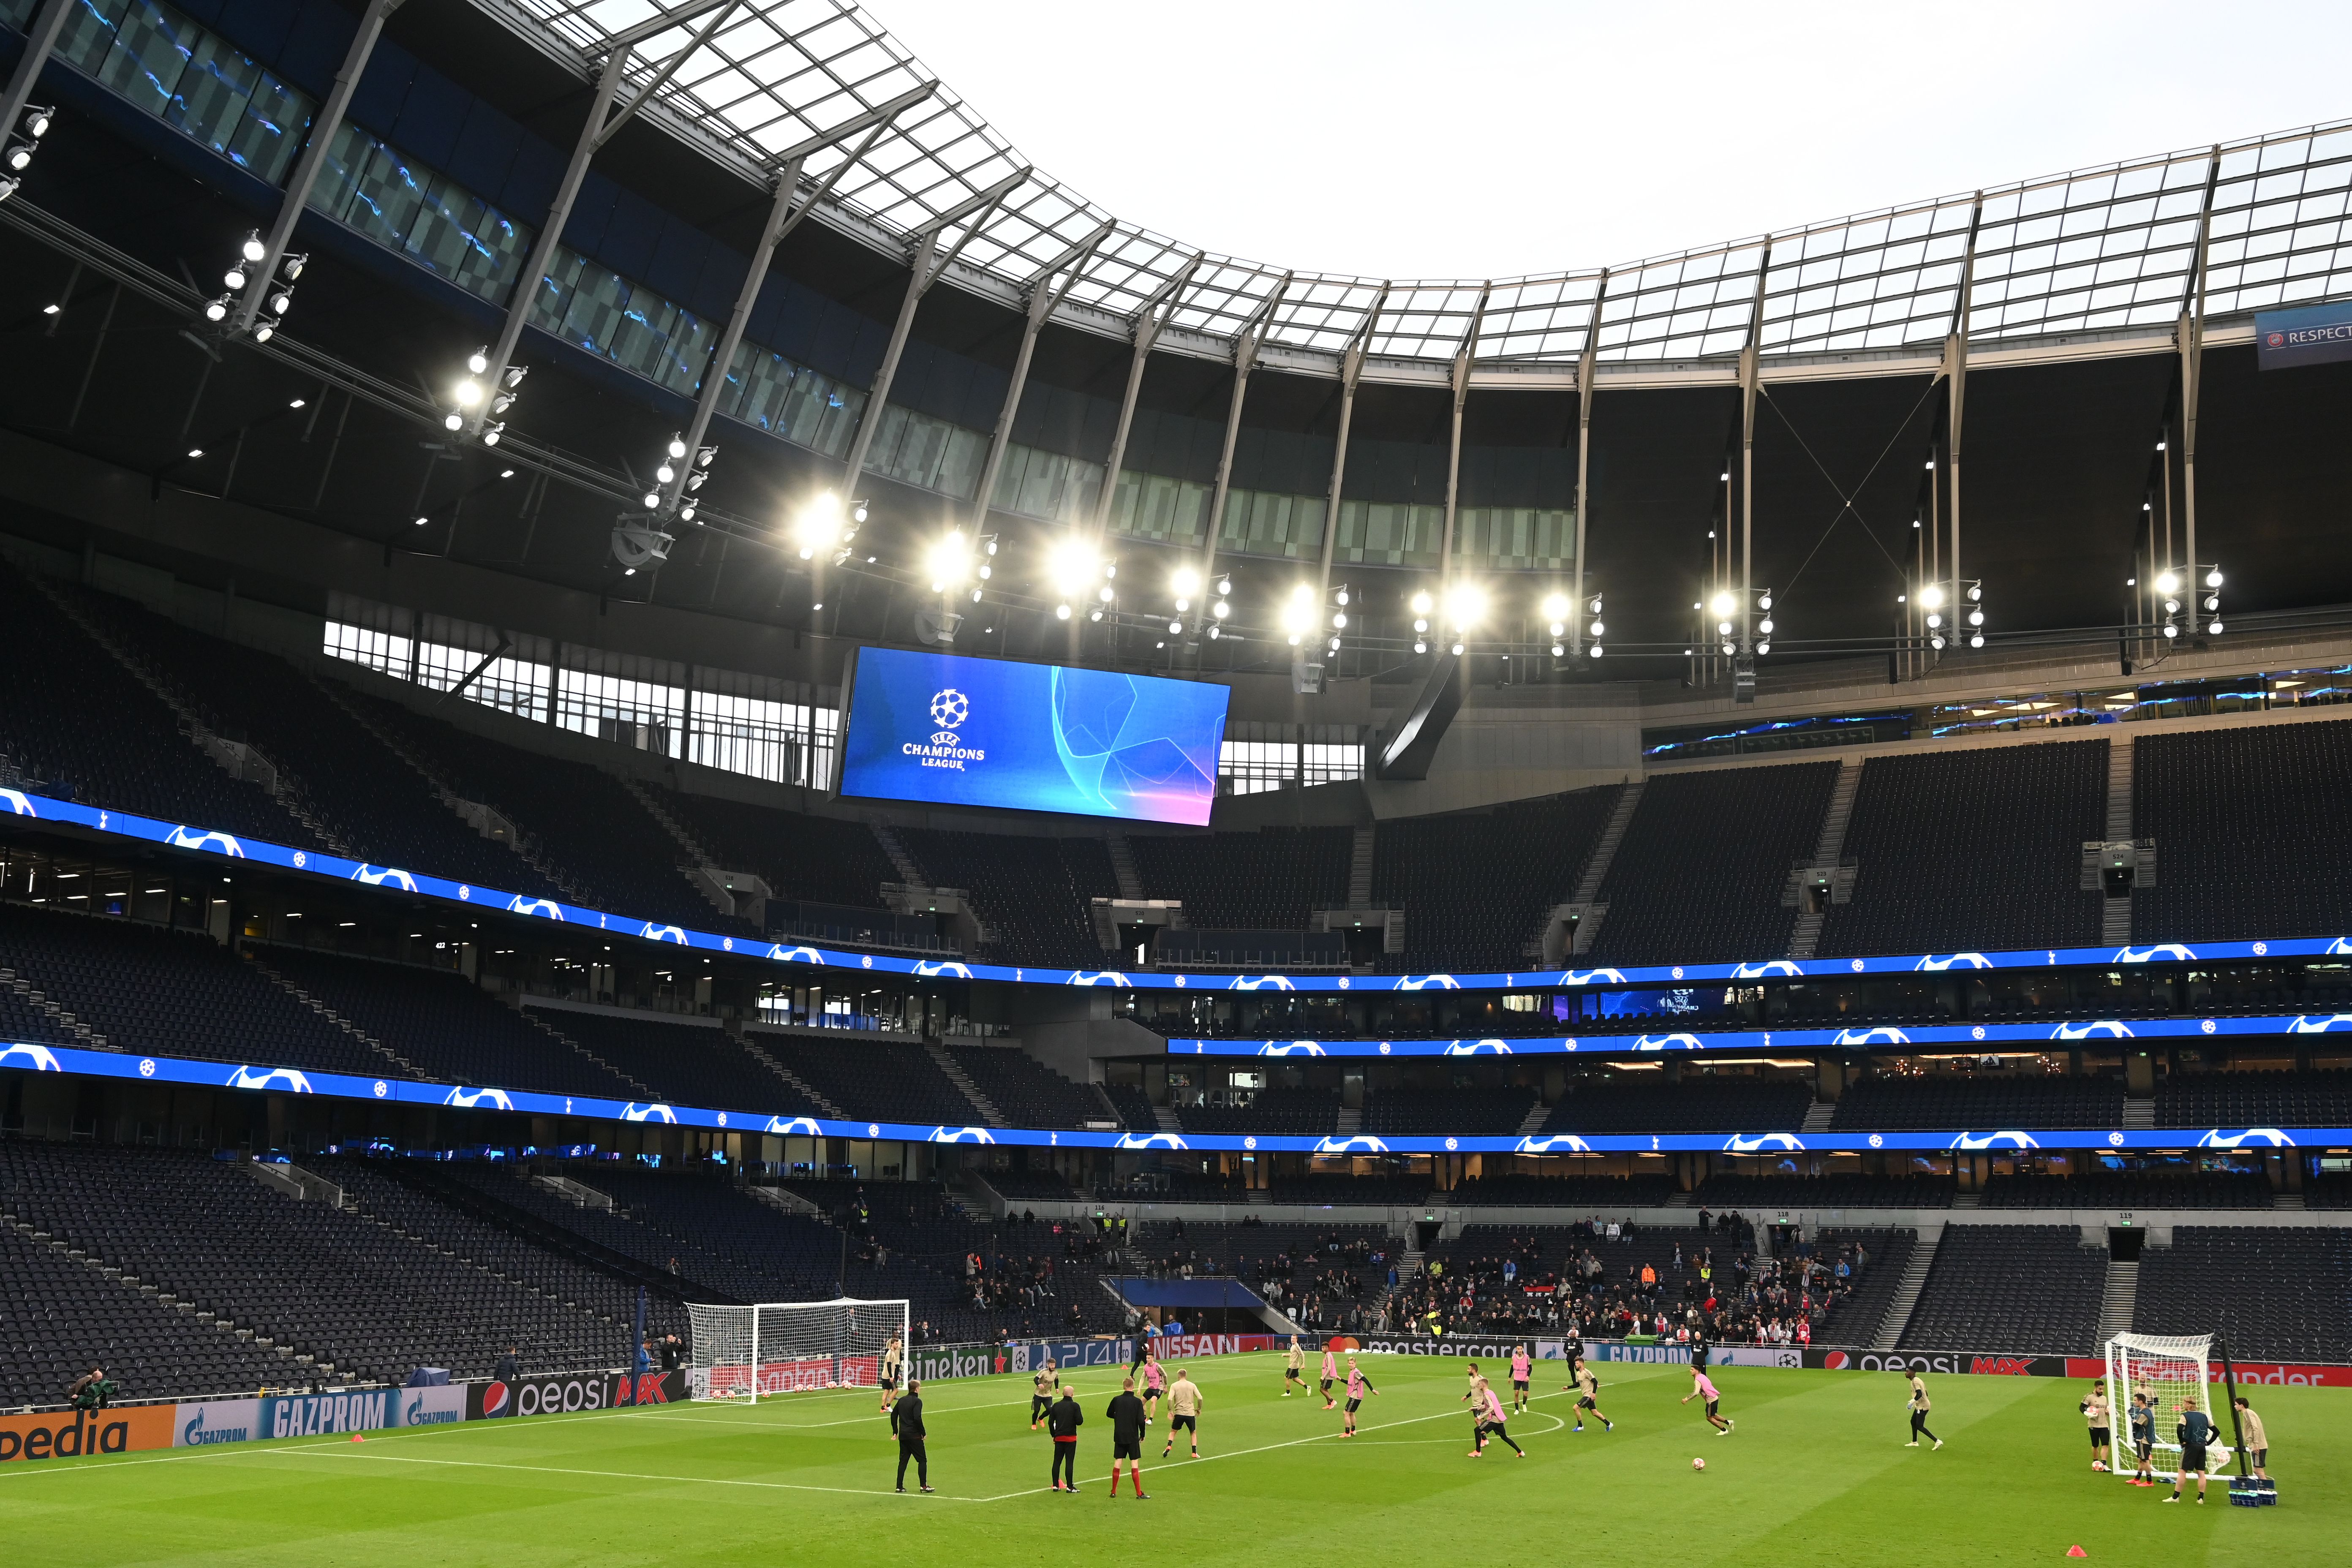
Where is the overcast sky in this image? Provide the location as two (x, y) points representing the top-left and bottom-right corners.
(865, 0), (2352, 280)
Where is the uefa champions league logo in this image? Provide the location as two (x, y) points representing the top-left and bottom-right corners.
(929, 688), (968, 744)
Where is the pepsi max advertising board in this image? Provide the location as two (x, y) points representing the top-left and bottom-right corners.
(837, 648), (1229, 826)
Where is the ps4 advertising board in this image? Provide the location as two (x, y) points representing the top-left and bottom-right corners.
(837, 647), (1229, 826)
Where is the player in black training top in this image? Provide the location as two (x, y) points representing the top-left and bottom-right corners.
(1046, 1386), (1084, 1493)
(1105, 1376), (1150, 1500)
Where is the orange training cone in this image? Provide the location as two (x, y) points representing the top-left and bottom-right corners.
(2066, 1548), (2086, 1559)
(351, 1432), (365, 1443)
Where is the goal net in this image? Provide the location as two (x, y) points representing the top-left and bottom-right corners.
(687, 1298), (909, 1403)
(2104, 1332), (2219, 1481)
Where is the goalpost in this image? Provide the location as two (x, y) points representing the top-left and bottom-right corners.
(2104, 1332), (2231, 1482)
(688, 1297), (909, 1404)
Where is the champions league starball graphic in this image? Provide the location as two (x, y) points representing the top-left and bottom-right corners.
(839, 648), (1228, 825)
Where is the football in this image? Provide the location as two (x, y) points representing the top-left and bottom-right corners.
(1692, 1457), (1707, 1472)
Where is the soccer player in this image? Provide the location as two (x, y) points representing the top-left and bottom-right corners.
(1473, 1375), (1524, 1458)
(1460, 1365), (1486, 1452)
(2081, 1380), (2113, 1472)
(1508, 1344), (1534, 1414)
(1047, 1386), (1084, 1492)
(1320, 1345), (1339, 1410)
(1905, 1369), (1942, 1450)
(1105, 1376), (1150, 1500)
(1030, 1357), (1060, 1429)
(1565, 1356), (1612, 1433)
(1340, 1353), (1378, 1437)
(2233, 1396), (2269, 1482)
(878, 1333), (904, 1414)
(2165, 1403), (2214, 1504)
(1680, 1364), (1732, 1435)
(1284, 1336), (1306, 1396)
(2128, 1392), (2158, 1486)
(1141, 1351), (1168, 1426)
(1162, 1368), (1203, 1459)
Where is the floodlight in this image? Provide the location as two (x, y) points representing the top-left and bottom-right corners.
(203, 296), (230, 322)
(1171, 566), (1200, 603)
(2207, 620), (2224, 634)
(1410, 590), (1434, 616)
(223, 265), (246, 290)
(1280, 583), (1316, 644)
(2162, 624), (2178, 640)
(1045, 537), (1098, 601)
(1709, 590), (1736, 617)
(466, 347), (489, 375)
(792, 494), (845, 560)
(924, 529), (972, 592)
(1968, 633), (1984, 649)
(1212, 599), (1230, 619)
(1335, 587), (1350, 607)
(443, 412), (463, 432)
(1541, 592), (1569, 622)
(239, 231), (265, 263)
(1450, 641), (1465, 656)
(1758, 593), (1772, 611)
(666, 434), (687, 460)
(656, 463), (676, 484)
(454, 378), (483, 407)
(2205, 569), (2223, 588)
(1551, 643), (1565, 657)
(1170, 621), (1184, 635)
(1717, 620), (1733, 637)
(22, 106), (51, 138)
(1968, 609), (1984, 626)
(1097, 584), (1115, 603)
(480, 422), (504, 446)
(1590, 620), (1604, 637)
(1331, 612), (1347, 629)
(1442, 581), (1487, 630)
(277, 252), (305, 281)
(1755, 617), (1770, 635)
(2155, 570), (2180, 595)
(1055, 603), (1072, 621)
(642, 491), (662, 509)
(1589, 645), (1603, 658)
(1918, 585), (1944, 610)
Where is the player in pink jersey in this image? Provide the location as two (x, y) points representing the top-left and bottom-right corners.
(1508, 1344), (1533, 1414)
(1141, 1352), (1168, 1426)
(1681, 1363), (1733, 1435)
(1320, 1347), (1339, 1410)
(1471, 1376), (1524, 1458)
(1339, 1354), (1379, 1437)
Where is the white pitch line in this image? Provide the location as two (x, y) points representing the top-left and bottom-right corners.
(964, 1392), (1578, 1502)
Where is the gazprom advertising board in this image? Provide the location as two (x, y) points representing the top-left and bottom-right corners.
(837, 648), (1229, 826)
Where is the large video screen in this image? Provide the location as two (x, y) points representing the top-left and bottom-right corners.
(837, 648), (1230, 826)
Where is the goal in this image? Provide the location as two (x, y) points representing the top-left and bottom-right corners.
(687, 1298), (909, 1403)
(2104, 1332), (2224, 1481)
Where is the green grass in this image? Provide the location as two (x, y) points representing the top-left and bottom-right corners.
(5, 1353), (2344, 1565)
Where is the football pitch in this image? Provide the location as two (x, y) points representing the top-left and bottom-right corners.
(5, 1353), (2343, 1566)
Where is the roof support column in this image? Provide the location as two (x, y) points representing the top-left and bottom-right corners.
(2178, 147), (2222, 601)
(656, 84), (937, 517)
(1941, 194), (1982, 616)
(1198, 272), (1290, 593)
(1091, 253), (1203, 540)
(1436, 283), (1492, 586)
(1569, 270), (1609, 656)
(839, 168), (1029, 489)
(971, 220), (1112, 531)
(1314, 283), (1388, 604)
(1734, 245), (1771, 701)
(226, 0), (404, 335)
(472, 0), (741, 426)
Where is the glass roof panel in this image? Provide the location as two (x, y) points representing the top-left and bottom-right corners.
(490, 0), (2352, 373)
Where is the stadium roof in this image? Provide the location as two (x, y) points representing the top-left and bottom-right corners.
(484, 0), (2352, 380)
